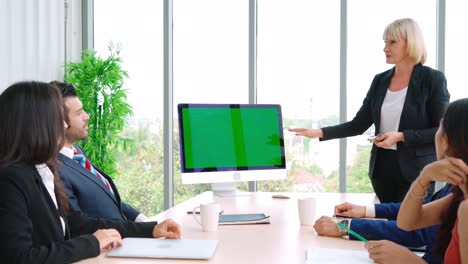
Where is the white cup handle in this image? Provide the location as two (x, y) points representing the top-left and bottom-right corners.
(193, 205), (202, 226)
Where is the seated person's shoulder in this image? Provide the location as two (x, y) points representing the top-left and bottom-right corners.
(458, 199), (468, 218)
(0, 163), (31, 177)
(0, 163), (36, 191)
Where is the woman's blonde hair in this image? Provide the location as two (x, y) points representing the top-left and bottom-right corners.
(383, 18), (427, 64)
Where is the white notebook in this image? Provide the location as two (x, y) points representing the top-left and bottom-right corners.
(108, 238), (219, 260)
(305, 248), (372, 264)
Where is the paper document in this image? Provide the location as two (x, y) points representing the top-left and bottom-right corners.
(219, 213), (270, 225)
(305, 248), (372, 264)
(107, 238), (219, 259)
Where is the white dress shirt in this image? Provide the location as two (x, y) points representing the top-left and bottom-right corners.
(35, 164), (66, 235)
(365, 205), (376, 218)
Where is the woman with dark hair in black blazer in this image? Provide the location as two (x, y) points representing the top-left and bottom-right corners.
(0, 81), (182, 264)
(290, 18), (450, 203)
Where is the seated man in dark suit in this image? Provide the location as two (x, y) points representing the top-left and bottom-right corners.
(51, 81), (148, 222)
(313, 184), (452, 264)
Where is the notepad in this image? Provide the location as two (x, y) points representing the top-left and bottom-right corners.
(107, 238), (219, 260)
(305, 248), (372, 264)
(219, 213), (270, 225)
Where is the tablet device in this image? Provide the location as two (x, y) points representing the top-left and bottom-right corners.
(219, 213), (270, 225)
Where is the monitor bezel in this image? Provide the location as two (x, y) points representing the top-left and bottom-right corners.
(177, 103), (286, 176)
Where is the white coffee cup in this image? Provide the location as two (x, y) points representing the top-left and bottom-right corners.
(298, 198), (316, 226)
(192, 202), (220, 232)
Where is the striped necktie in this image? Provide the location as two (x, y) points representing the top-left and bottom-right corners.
(72, 151), (115, 197)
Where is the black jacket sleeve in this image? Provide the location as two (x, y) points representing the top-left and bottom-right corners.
(67, 211), (157, 238)
(0, 167), (100, 264)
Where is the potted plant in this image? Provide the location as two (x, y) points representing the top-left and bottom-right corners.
(65, 44), (133, 177)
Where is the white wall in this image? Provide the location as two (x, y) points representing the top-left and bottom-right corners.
(0, 0), (82, 92)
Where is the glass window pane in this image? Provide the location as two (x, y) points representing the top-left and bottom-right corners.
(446, 2), (468, 101)
(257, 0), (341, 192)
(173, 0), (249, 203)
(94, 0), (164, 215)
(348, 0), (436, 193)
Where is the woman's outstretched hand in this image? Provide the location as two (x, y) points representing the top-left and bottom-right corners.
(288, 128), (323, 139)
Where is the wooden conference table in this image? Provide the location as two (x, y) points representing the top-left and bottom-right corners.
(77, 191), (379, 264)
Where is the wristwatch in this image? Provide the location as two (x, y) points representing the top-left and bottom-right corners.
(337, 219), (350, 236)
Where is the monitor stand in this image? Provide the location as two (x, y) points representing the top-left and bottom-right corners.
(212, 182), (251, 197)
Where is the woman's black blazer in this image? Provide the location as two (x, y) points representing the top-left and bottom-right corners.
(0, 163), (157, 264)
(321, 64), (450, 182)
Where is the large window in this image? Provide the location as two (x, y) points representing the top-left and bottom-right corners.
(173, 0), (249, 203)
(91, 1), (455, 211)
(446, 1), (468, 101)
(94, 0), (164, 216)
(257, 0), (340, 192)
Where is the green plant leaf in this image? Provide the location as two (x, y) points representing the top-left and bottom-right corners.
(65, 44), (134, 178)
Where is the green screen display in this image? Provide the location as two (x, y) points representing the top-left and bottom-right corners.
(178, 104), (285, 172)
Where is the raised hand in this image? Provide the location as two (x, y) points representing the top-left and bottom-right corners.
(418, 157), (468, 190)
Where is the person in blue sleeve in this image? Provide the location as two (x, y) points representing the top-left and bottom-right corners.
(314, 184), (451, 264)
(50, 81), (147, 222)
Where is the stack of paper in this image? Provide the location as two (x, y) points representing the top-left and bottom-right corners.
(305, 248), (372, 264)
(219, 213), (270, 225)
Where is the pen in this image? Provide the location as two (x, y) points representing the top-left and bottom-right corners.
(187, 209), (224, 215)
(337, 222), (368, 243)
(408, 247), (426, 253)
(368, 134), (383, 143)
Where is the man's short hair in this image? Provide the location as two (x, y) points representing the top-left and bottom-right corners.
(49, 81), (78, 98)
(49, 81), (78, 125)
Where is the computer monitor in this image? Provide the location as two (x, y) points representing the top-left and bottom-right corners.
(178, 103), (287, 195)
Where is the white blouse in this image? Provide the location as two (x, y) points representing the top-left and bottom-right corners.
(35, 164), (66, 236)
(380, 87), (408, 150)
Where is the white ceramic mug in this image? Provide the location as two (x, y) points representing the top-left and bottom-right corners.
(298, 198), (316, 226)
(192, 202), (220, 231)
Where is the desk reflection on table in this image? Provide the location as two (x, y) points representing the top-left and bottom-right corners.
(76, 192), (378, 264)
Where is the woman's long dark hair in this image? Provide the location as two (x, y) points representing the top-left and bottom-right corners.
(0, 81), (69, 212)
(434, 98), (468, 262)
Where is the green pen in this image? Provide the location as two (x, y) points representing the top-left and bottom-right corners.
(337, 222), (368, 243)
